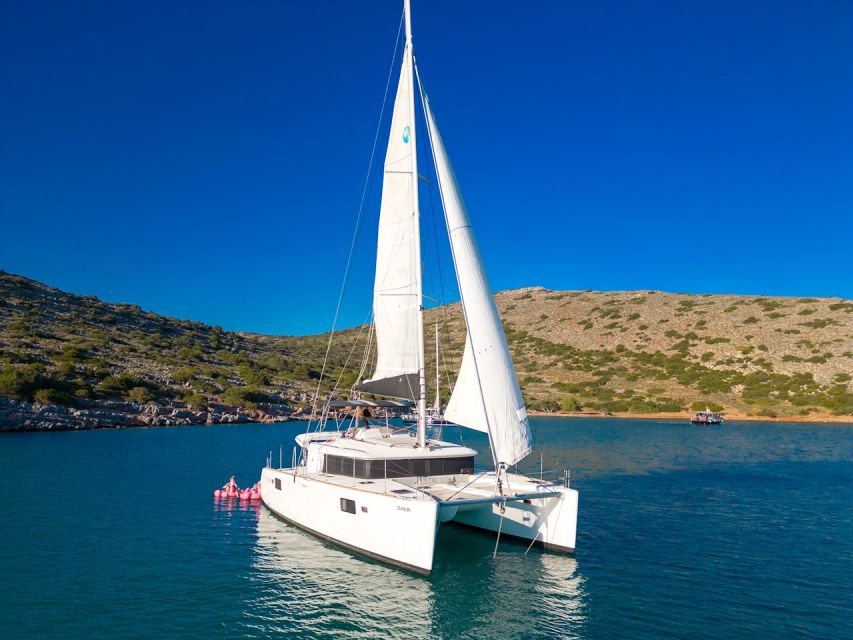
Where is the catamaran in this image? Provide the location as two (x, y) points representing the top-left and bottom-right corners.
(259, 0), (578, 575)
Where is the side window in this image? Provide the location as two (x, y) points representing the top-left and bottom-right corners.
(340, 498), (356, 514)
(274, 478), (282, 490)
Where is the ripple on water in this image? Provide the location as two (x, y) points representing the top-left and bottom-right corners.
(1, 419), (851, 639)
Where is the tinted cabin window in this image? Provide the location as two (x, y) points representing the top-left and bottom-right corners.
(324, 455), (354, 477)
(340, 498), (356, 514)
(274, 478), (282, 490)
(324, 455), (475, 479)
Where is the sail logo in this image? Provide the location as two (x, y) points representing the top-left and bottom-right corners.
(402, 125), (410, 144)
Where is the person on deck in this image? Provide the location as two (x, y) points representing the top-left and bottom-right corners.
(356, 406), (371, 429)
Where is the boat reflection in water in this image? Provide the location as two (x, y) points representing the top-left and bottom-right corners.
(247, 507), (586, 639)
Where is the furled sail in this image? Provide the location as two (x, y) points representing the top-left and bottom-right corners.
(423, 95), (532, 466)
(357, 39), (421, 401)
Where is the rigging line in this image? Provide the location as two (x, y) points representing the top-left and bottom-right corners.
(328, 305), (374, 401)
(414, 60), (456, 385)
(444, 468), (493, 501)
(414, 61), (499, 470)
(354, 318), (376, 390)
(305, 9), (405, 428)
(492, 500), (507, 559)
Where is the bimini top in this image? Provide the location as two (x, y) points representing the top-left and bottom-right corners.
(297, 428), (476, 461)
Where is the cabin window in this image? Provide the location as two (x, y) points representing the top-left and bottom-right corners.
(274, 478), (281, 490)
(324, 455), (355, 477)
(340, 498), (356, 514)
(324, 454), (475, 479)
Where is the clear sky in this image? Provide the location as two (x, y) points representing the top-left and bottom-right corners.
(2, 0), (851, 335)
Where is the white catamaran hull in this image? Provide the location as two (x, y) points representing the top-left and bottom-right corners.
(447, 481), (578, 553)
(260, 467), (439, 575)
(261, 465), (577, 575)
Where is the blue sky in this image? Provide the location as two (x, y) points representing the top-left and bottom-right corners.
(1, 0), (851, 335)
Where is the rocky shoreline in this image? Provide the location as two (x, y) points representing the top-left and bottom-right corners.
(0, 396), (303, 432)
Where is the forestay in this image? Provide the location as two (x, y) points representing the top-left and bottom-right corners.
(422, 94), (532, 466)
(358, 35), (421, 401)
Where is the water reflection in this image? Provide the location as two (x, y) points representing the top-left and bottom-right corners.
(515, 418), (853, 480)
(212, 496), (263, 514)
(246, 508), (586, 639)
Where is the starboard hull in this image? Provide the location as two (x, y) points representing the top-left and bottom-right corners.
(441, 473), (578, 553)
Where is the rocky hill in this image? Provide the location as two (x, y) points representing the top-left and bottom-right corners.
(1, 270), (851, 430)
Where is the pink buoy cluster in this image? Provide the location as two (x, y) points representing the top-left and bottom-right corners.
(213, 477), (261, 501)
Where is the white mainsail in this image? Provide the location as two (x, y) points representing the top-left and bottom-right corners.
(422, 94), (532, 466)
(359, 24), (423, 402)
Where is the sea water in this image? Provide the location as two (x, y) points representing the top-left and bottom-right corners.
(1, 418), (851, 639)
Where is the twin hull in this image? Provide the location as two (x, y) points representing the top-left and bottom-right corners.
(259, 467), (578, 575)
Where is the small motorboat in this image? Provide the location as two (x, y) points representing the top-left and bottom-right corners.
(690, 408), (724, 424)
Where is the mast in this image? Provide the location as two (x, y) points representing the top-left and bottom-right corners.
(434, 324), (440, 410)
(405, 0), (428, 448)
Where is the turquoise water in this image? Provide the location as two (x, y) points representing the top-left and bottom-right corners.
(1, 418), (852, 639)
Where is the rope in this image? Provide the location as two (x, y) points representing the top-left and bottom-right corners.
(326, 306), (373, 403)
(305, 10), (405, 429)
(413, 61), (499, 471)
(415, 64), (457, 393)
(524, 529), (540, 555)
(492, 499), (506, 558)
(353, 320), (376, 393)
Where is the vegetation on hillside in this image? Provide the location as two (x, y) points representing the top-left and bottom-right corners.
(1, 271), (851, 420)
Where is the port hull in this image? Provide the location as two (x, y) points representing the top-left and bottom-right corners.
(260, 467), (439, 575)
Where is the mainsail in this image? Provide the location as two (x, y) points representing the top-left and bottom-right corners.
(422, 94), (533, 466)
(358, 26), (423, 402)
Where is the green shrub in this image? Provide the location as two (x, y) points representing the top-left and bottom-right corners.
(0, 365), (46, 400)
(171, 368), (195, 383)
(828, 303), (853, 312)
(690, 401), (723, 412)
(33, 388), (76, 406)
(560, 397), (582, 412)
(528, 398), (559, 412)
(183, 393), (208, 408)
(801, 319), (836, 329)
(125, 386), (153, 403)
(221, 385), (273, 407)
(99, 373), (147, 393)
(59, 345), (86, 363)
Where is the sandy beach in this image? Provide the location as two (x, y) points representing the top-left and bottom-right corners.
(526, 410), (853, 424)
